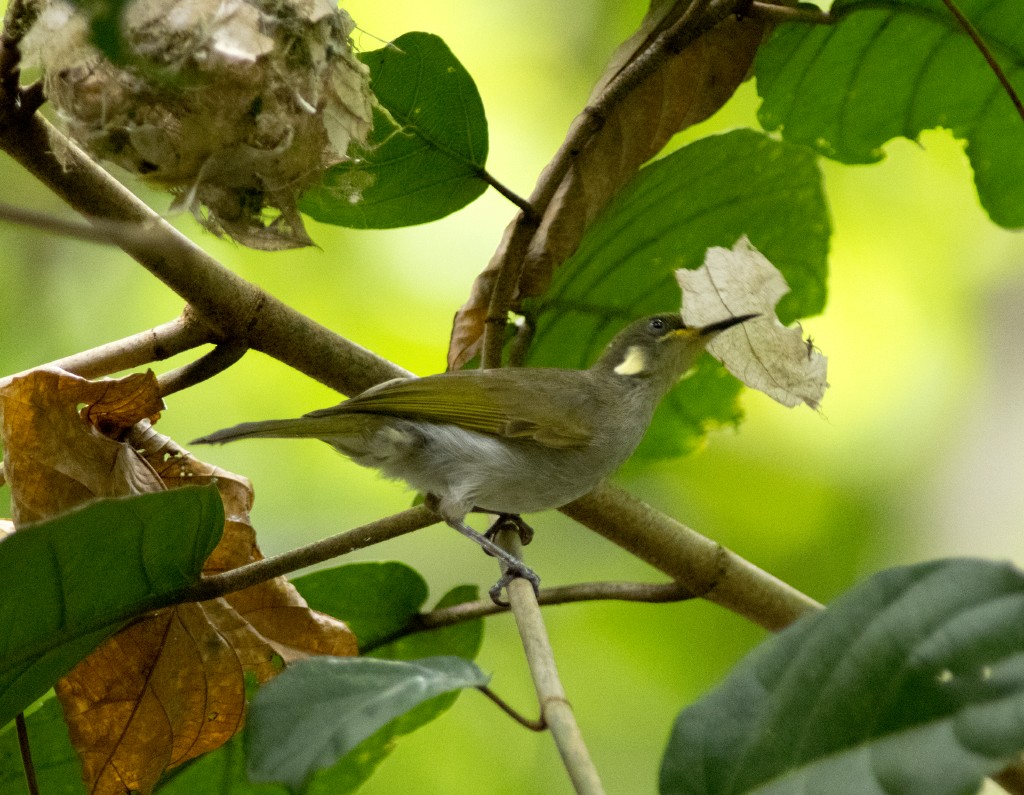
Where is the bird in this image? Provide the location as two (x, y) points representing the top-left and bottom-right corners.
(193, 312), (754, 601)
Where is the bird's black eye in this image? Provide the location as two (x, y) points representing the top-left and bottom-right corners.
(648, 318), (666, 333)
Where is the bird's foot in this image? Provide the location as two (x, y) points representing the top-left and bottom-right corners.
(484, 513), (535, 546)
(447, 518), (541, 606)
(489, 562), (541, 607)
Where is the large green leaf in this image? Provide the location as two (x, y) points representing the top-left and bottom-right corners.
(0, 486), (223, 727)
(756, 0), (1024, 227)
(525, 128), (829, 457)
(300, 32), (489, 228)
(660, 559), (1024, 794)
(246, 656), (489, 792)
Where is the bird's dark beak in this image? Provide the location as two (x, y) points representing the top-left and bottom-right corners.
(699, 313), (758, 336)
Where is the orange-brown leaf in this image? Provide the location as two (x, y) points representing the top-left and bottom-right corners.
(0, 370), (355, 792)
(0, 368), (164, 524)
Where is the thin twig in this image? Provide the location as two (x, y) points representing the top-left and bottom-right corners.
(0, 313), (216, 391)
(496, 528), (606, 795)
(15, 713), (39, 795)
(938, 0), (1024, 124)
(359, 580), (693, 652)
(0, 201), (167, 247)
(561, 482), (822, 631)
(477, 685), (546, 731)
(187, 505), (437, 600)
(480, 0), (738, 367)
(422, 580), (691, 627)
(157, 340), (248, 397)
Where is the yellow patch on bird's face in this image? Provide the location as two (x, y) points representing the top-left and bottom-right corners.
(614, 345), (648, 376)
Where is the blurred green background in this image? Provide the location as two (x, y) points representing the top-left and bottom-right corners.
(2, 0), (1024, 792)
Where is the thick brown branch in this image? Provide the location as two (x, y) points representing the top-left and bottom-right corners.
(0, 114), (407, 396)
(561, 482), (821, 631)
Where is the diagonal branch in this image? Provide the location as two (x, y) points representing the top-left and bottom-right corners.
(0, 113), (407, 397)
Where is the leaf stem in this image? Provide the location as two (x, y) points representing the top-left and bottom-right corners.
(477, 685), (546, 731)
(15, 713), (39, 795)
(938, 0), (1024, 125)
(474, 167), (540, 224)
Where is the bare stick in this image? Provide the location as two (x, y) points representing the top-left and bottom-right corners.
(157, 339), (248, 397)
(0, 312), (215, 390)
(561, 482), (821, 631)
(186, 505), (436, 601)
(497, 529), (606, 795)
(359, 580), (692, 652)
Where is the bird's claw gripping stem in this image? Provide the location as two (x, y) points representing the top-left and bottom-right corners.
(448, 518), (541, 606)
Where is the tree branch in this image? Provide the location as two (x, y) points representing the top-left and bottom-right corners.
(0, 312), (215, 390)
(185, 505), (437, 601)
(0, 113), (407, 397)
(477, 685), (546, 732)
(359, 580), (692, 652)
(560, 482), (821, 631)
(495, 528), (606, 795)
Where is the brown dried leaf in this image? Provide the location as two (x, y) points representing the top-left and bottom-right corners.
(448, 5), (767, 369)
(0, 371), (355, 793)
(0, 368), (164, 524)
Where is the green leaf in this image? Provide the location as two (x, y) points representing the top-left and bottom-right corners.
(660, 559), (1024, 794)
(275, 570), (483, 793)
(756, 0), (1024, 227)
(246, 656), (489, 792)
(292, 561), (430, 649)
(300, 32), (489, 228)
(0, 486), (224, 727)
(525, 128), (829, 457)
(0, 695), (84, 795)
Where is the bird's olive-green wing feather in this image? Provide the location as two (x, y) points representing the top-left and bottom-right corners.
(304, 371), (595, 448)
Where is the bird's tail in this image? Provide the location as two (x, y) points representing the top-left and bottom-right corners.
(191, 413), (361, 445)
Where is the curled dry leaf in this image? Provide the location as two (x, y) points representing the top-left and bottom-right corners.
(0, 368), (165, 524)
(0, 370), (355, 794)
(448, 4), (767, 369)
(677, 236), (828, 409)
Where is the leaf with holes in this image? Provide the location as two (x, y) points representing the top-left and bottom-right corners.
(756, 0), (1024, 227)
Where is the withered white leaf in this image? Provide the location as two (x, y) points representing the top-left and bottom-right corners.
(677, 236), (828, 409)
